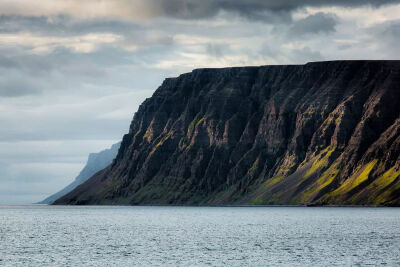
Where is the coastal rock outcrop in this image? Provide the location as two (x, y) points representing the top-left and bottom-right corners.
(55, 61), (400, 206)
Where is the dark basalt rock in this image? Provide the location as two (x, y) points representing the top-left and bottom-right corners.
(54, 60), (400, 206)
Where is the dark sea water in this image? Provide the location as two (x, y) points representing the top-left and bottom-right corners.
(1, 205), (400, 266)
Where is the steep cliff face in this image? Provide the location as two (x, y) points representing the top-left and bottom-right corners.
(39, 142), (120, 204)
(55, 61), (400, 206)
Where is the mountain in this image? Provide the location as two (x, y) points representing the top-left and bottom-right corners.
(39, 142), (120, 204)
(55, 60), (400, 206)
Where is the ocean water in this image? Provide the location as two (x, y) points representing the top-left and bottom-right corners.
(1, 206), (400, 266)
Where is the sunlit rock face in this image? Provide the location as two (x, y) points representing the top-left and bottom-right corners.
(55, 61), (400, 206)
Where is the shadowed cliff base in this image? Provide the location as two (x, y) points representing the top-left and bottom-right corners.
(54, 60), (400, 206)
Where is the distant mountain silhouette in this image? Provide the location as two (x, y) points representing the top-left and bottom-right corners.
(38, 142), (120, 204)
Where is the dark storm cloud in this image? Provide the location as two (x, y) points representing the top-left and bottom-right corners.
(158, 0), (292, 22)
(288, 12), (337, 36)
(155, 0), (398, 21)
(0, 0), (398, 24)
(0, 15), (141, 36)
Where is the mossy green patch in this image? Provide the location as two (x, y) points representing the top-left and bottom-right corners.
(277, 155), (296, 176)
(300, 162), (339, 202)
(188, 118), (196, 133)
(303, 146), (336, 179)
(323, 116), (334, 125)
(135, 184), (170, 201)
(149, 134), (172, 156)
(374, 177), (400, 205)
(134, 130), (142, 138)
(361, 167), (400, 205)
(249, 158), (259, 173)
(188, 117), (205, 135)
(367, 167), (400, 190)
(329, 160), (378, 197)
(155, 134), (171, 148)
(373, 167), (400, 189)
(214, 188), (229, 200)
(304, 107), (315, 116)
(196, 117), (205, 126)
(250, 196), (264, 205)
(263, 176), (284, 188)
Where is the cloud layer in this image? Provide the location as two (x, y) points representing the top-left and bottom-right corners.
(0, 0), (397, 21)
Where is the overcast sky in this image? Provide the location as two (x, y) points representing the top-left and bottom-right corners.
(0, 0), (399, 204)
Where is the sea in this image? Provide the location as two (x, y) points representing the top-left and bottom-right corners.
(1, 205), (399, 266)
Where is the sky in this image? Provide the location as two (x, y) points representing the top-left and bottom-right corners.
(0, 0), (399, 204)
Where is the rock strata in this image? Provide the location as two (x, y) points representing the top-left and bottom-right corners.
(55, 61), (400, 206)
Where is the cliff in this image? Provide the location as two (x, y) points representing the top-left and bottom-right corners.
(55, 60), (400, 206)
(39, 142), (120, 204)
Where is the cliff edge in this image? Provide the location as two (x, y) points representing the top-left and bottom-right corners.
(55, 60), (400, 206)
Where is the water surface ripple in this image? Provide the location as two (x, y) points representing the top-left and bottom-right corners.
(1, 205), (400, 266)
